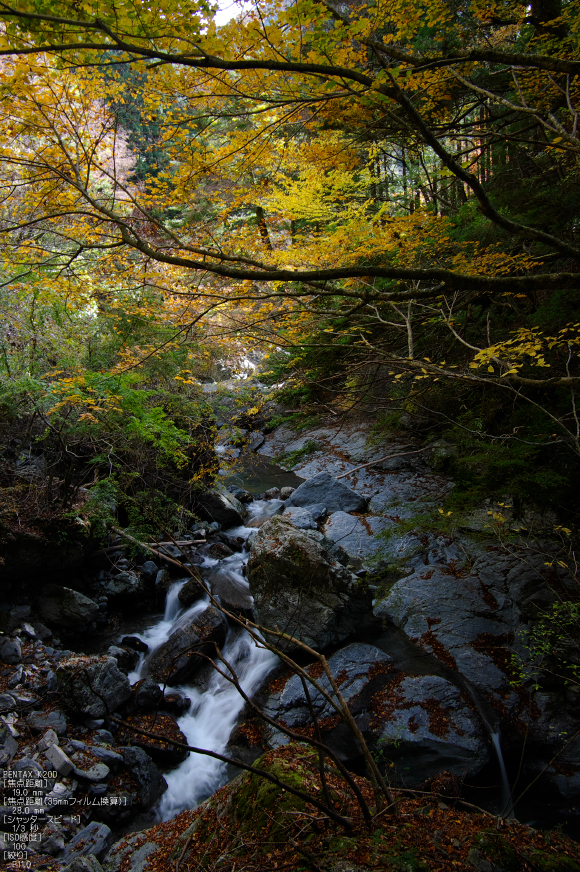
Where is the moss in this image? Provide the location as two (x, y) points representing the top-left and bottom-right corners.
(232, 749), (312, 839)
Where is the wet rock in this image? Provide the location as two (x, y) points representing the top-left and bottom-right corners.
(61, 821), (112, 862)
(132, 678), (164, 712)
(227, 485), (253, 504)
(0, 636), (22, 665)
(248, 432), (265, 451)
(27, 709), (67, 734)
(282, 506), (318, 530)
(57, 655), (132, 719)
(121, 636), (149, 654)
(286, 471), (367, 514)
(177, 578), (206, 609)
(162, 691), (191, 716)
(155, 568), (172, 596)
(196, 484), (247, 527)
(118, 713), (188, 766)
(37, 585), (99, 631)
(280, 486), (295, 500)
(73, 761), (110, 782)
(140, 561), (158, 581)
(263, 486), (280, 500)
(208, 541), (234, 559)
(120, 746), (167, 808)
(247, 516), (373, 652)
(107, 645), (140, 674)
(217, 532), (244, 552)
(40, 818), (66, 855)
(208, 569), (253, 614)
(145, 606), (227, 685)
(373, 557), (523, 699)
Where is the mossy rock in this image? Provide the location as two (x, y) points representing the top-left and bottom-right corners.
(469, 831), (518, 870)
(233, 749), (310, 838)
(525, 851), (580, 871)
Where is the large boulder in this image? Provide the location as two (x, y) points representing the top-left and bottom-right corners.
(195, 484), (247, 527)
(286, 472), (367, 514)
(57, 655), (132, 718)
(144, 605), (228, 685)
(373, 557), (524, 701)
(253, 643), (396, 763)
(247, 516), (373, 651)
(369, 674), (489, 786)
(323, 511), (394, 564)
(37, 584), (99, 630)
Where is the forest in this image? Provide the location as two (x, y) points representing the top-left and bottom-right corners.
(2, 3), (580, 870)
(0, 0), (579, 520)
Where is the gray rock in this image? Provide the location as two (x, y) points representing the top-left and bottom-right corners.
(43, 743), (74, 776)
(102, 572), (141, 599)
(323, 512), (395, 563)
(279, 486), (295, 500)
(286, 471), (368, 513)
(0, 692), (16, 713)
(282, 506), (318, 530)
(155, 568), (172, 595)
(132, 678), (164, 711)
(177, 577), (206, 609)
(370, 675), (489, 786)
(374, 560), (520, 697)
(62, 822), (112, 862)
(7, 664), (24, 687)
(120, 746), (167, 808)
(63, 858), (105, 872)
(57, 656), (131, 719)
(265, 643), (394, 731)
(73, 762), (110, 782)
(37, 728), (59, 752)
(103, 834), (159, 872)
(91, 745), (124, 765)
(247, 516), (372, 652)
(145, 605), (227, 685)
(0, 722), (18, 765)
(107, 645), (140, 673)
(196, 484), (247, 527)
(37, 585), (99, 630)
(40, 819), (66, 855)
(140, 561), (158, 581)
(27, 709), (67, 735)
(0, 636), (22, 665)
(208, 569), (253, 613)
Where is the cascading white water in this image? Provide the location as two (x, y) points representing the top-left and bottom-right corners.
(490, 730), (513, 818)
(157, 629), (277, 820)
(123, 498), (281, 819)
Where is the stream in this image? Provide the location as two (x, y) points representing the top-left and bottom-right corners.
(117, 456), (515, 825)
(124, 496), (283, 821)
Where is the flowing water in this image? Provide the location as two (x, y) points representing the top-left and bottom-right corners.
(125, 498), (282, 820)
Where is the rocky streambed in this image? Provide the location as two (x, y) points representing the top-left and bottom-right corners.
(1, 414), (580, 871)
